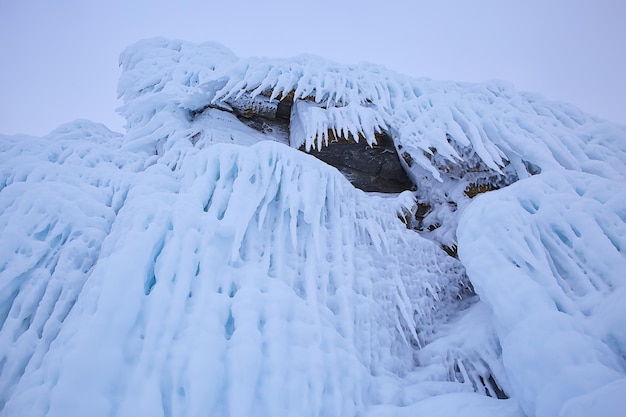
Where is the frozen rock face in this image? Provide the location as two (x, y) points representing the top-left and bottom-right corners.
(458, 170), (626, 417)
(302, 132), (414, 193)
(195, 89), (414, 193)
(1, 38), (625, 417)
(0, 123), (473, 417)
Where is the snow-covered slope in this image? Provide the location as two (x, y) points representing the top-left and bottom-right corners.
(1, 38), (625, 417)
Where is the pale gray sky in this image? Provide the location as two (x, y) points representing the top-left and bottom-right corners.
(1, 0), (624, 136)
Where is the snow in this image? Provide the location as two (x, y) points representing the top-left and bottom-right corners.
(1, 38), (625, 416)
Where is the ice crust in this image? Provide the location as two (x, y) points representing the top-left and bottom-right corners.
(116, 37), (626, 249)
(1, 38), (625, 416)
(457, 170), (626, 417)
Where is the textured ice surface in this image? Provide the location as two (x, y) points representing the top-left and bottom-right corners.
(116, 37), (626, 249)
(458, 170), (626, 417)
(1, 39), (625, 417)
(0, 134), (471, 417)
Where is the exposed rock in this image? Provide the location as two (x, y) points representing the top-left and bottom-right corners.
(464, 182), (500, 198)
(226, 92), (293, 122)
(208, 90), (415, 193)
(300, 131), (415, 193)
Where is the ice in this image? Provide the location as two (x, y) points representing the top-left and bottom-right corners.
(369, 393), (525, 417)
(116, 38), (625, 252)
(0, 137), (472, 416)
(0, 120), (141, 413)
(1, 39), (625, 416)
(560, 377), (626, 417)
(457, 170), (626, 417)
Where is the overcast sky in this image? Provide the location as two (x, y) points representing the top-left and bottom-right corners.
(1, 0), (624, 136)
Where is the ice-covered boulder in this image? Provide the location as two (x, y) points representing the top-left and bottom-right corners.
(1, 38), (625, 417)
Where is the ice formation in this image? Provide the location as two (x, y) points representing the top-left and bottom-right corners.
(1, 38), (625, 417)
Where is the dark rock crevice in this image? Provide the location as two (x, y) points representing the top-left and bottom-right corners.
(200, 89), (416, 193)
(300, 132), (414, 193)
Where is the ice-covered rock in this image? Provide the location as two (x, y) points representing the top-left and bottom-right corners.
(1, 38), (625, 417)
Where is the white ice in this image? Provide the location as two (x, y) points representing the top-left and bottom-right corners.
(1, 38), (625, 417)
